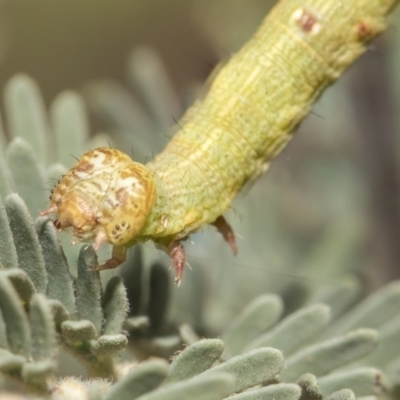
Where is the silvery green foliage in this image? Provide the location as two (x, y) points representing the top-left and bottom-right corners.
(0, 195), (130, 386)
(0, 69), (399, 400)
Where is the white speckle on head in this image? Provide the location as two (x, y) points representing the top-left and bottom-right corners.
(161, 215), (169, 228)
(47, 147), (156, 247)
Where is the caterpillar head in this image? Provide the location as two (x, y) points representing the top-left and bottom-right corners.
(41, 148), (157, 249)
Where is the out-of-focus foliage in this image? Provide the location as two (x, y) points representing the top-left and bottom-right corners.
(0, 193), (399, 399)
(0, 1), (399, 398)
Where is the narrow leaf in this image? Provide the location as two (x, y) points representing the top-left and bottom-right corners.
(84, 81), (157, 156)
(0, 273), (30, 356)
(0, 153), (14, 200)
(360, 314), (400, 368)
(21, 359), (54, 389)
(0, 112), (7, 150)
(104, 359), (169, 400)
(226, 383), (302, 400)
(4, 74), (50, 163)
(5, 194), (47, 293)
(35, 216), (76, 315)
(0, 197), (18, 269)
(283, 329), (379, 381)
(120, 245), (144, 317)
(356, 397), (377, 400)
(128, 47), (180, 131)
(0, 350), (25, 373)
(50, 91), (89, 168)
(47, 162), (68, 183)
(0, 311), (8, 349)
(92, 334), (128, 353)
(222, 294), (284, 356)
(245, 304), (331, 356)
(124, 316), (150, 332)
(75, 246), (103, 334)
(102, 276), (129, 335)
(85, 132), (114, 150)
(318, 368), (388, 398)
(148, 262), (170, 332)
(4, 269), (35, 305)
(136, 372), (235, 400)
(47, 299), (70, 326)
(61, 320), (97, 342)
(167, 339), (225, 383)
(325, 389), (356, 400)
(179, 323), (201, 345)
(322, 281), (400, 337)
(6, 138), (47, 216)
(202, 347), (284, 393)
(297, 373), (322, 400)
(137, 335), (182, 358)
(307, 277), (361, 320)
(29, 294), (56, 361)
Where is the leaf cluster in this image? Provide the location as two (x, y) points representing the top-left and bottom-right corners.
(0, 67), (400, 399)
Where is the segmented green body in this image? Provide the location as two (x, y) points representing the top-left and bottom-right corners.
(44, 0), (397, 258)
(138, 0), (395, 243)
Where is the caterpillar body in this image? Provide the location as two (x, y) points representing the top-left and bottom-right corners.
(41, 0), (395, 284)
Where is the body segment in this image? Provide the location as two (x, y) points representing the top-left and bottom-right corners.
(42, 0), (397, 283)
(142, 0), (392, 241)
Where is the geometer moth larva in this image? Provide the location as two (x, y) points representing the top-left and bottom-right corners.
(41, 0), (398, 284)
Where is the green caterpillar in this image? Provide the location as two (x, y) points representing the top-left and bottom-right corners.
(41, 0), (397, 284)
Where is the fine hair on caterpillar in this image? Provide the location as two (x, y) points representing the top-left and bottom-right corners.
(41, 147), (238, 285)
(41, 0), (395, 285)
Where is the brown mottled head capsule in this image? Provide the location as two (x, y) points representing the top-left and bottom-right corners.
(41, 148), (157, 249)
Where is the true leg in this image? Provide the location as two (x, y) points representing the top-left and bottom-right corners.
(93, 245), (127, 270)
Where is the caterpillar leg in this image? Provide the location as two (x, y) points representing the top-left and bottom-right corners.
(168, 240), (186, 286)
(212, 216), (238, 255)
(92, 245), (127, 271)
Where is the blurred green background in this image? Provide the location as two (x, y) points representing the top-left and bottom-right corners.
(0, 0), (400, 335)
(0, 1), (272, 100)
